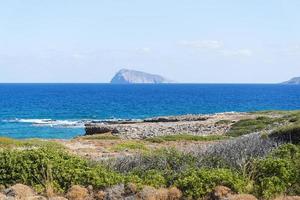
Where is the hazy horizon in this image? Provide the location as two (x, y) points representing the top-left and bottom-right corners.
(1, 1), (300, 83)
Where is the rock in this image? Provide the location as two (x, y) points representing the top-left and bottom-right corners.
(94, 191), (106, 200)
(85, 124), (118, 135)
(110, 69), (174, 84)
(66, 185), (89, 200)
(273, 196), (300, 200)
(49, 197), (68, 200)
(104, 184), (125, 200)
(167, 187), (182, 200)
(210, 186), (257, 200)
(137, 186), (157, 200)
(4, 184), (36, 199)
(84, 113), (239, 139)
(0, 193), (6, 200)
(28, 196), (47, 200)
(0, 185), (5, 193)
(228, 194), (257, 200)
(156, 188), (169, 200)
(124, 196), (136, 200)
(125, 183), (137, 194)
(282, 77), (300, 84)
(210, 186), (232, 200)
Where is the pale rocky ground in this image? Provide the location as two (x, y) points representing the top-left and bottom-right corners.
(56, 112), (261, 161)
(85, 112), (256, 139)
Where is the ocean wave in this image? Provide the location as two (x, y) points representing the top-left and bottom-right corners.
(2, 117), (140, 128)
(3, 118), (86, 128)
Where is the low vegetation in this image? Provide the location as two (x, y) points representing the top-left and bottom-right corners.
(0, 146), (123, 194)
(1, 111), (300, 199)
(145, 134), (229, 143)
(0, 139), (299, 199)
(269, 123), (300, 144)
(110, 141), (148, 152)
(0, 137), (63, 149)
(227, 111), (300, 137)
(227, 116), (285, 137)
(80, 134), (120, 140)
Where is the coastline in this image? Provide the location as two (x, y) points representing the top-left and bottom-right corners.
(0, 110), (300, 199)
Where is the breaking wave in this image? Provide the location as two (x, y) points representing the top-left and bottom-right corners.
(3, 118), (86, 128)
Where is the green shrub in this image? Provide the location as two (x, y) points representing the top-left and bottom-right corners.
(252, 157), (297, 199)
(227, 116), (285, 137)
(145, 134), (229, 143)
(0, 137), (63, 149)
(215, 120), (232, 126)
(127, 169), (167, 188)
(82, 135), (120, 140)
(175, 168), (247, 199)
(269, 124), (300, 144)
(0, 147), (123, 192)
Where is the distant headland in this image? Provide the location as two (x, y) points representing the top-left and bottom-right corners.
(282, 77), (300, 84)
(110, 69), (175, 84)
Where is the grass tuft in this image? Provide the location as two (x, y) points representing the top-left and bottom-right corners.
(0, 137), (63, 149)
(145, 134), (229, 143)
(111, 141), (148, 152)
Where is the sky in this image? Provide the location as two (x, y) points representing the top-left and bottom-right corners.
(0, 0), (300, 83)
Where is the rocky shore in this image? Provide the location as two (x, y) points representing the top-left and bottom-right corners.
(85, 112), (255, 139)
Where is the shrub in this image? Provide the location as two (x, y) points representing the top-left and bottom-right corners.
(145, 134), (229, 143)
(0, 137), (63, 149)
(250, 144), (300, 199)
(175, 168), (247, 199)
(194, 133), (276, 169)
(269, 124), (300, 144)
(227, 116), (285, 137)
(127, 170), (167, 188)
(82, 134), (120, 140)
(111, 148), (196, 174)
(0, 147), (123, 192)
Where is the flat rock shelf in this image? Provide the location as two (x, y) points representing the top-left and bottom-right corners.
(84, 112), (254, 139)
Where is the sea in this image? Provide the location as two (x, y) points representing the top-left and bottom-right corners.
(1, 83), (300, 139)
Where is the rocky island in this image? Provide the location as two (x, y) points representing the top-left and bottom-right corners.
(282, 77), (300, 84)
(110, 69), (174, 84)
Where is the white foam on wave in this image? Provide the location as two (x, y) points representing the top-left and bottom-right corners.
(3, 118), (87, 128)
(2, 117), (141, 128)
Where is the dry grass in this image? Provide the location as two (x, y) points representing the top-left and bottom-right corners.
(0, 137), (63, 149)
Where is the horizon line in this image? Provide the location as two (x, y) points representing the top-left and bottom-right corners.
(0, 82), (284, 84)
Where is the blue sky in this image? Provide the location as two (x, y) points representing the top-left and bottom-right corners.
(0, 0), (299, 83)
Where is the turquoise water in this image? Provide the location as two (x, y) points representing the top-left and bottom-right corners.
(1, 84), (300, 139)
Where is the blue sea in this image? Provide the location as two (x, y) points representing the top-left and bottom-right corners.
(1, 84), (300, 139)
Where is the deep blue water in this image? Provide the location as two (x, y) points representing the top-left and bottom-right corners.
(1, 84), (300, 139)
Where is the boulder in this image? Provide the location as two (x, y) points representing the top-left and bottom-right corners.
(28, 196), (47, 200)
(104, 184), (125, 200)
(0, 193), (6, 200)
(85, 124), (117, 135)
(168, 187), (182, 200)
(210, 186), (232, 200)
(66, 185), (89, 200)
(137, 186), (157, 200)
(4, 184), (35, 199)
(228, 194), (257, 200)
(94, 191), (106, 200)
(273, 196), (300, 200)
(49, 197), (68, 200)
(125, 183), (138, 194)
(156, 188), (169, 200)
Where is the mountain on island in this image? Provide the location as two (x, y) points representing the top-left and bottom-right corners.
(110, 69), (174, 84)
(282, 77), (300, 84)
